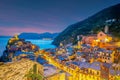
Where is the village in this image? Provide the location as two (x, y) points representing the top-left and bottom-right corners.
(0, 26), (120, 80)
(0, 1), (120, 80)
(48, 25), (120, 80)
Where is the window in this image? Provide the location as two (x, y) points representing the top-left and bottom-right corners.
(100, 34), (103, 36)
(97, 71), (99, 75)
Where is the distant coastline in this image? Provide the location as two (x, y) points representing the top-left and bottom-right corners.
(0, 36), (11, 38)
(42, 38), (52, 40)
(18, 32), (59, 40)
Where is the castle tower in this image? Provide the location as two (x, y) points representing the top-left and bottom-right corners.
(60, 42), (63, 47)
(104, 25), (109, 34)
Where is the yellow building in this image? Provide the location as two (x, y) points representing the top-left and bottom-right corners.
(73, 41), (82, 49)
(98, 50), (115, 63)
(39, 50), (120, 80)
(8, 34), (19, 44)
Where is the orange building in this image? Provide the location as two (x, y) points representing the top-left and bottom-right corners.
(81, 31), (113, 48)
(97, 31), (112, 42)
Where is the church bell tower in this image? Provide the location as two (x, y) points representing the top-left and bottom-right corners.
(104, 25), (109, 34)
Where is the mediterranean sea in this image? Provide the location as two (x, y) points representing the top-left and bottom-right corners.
(0, 37), (56, 56)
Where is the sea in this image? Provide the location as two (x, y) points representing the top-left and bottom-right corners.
(0, 37), (56, 57)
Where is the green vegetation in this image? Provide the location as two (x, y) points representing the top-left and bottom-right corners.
(25, 64), (43, 80)
(92, 20), (120, 38)
(53, 3), (120, 46)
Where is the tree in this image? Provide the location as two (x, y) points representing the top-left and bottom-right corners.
(25, 64), (43, 80)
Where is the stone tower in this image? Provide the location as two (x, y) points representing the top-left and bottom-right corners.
(104, 25), (109, 34)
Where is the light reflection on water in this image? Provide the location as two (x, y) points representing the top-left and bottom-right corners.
(26, 39), (56, 50)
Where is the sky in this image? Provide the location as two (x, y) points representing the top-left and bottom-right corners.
(0, 0), (120, 36)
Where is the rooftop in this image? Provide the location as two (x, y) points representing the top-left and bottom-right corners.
(69, 61), (101, 70)
(43, 64), (59, 77)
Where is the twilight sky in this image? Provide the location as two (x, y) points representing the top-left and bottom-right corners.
(0, 0), (120, 36)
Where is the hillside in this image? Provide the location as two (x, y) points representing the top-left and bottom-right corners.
(53, 3), (120, 46)
(18, 32), (59, 39)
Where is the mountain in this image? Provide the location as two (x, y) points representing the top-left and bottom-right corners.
(18, 32), (59, 39)
(53, 3), (120, 46)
